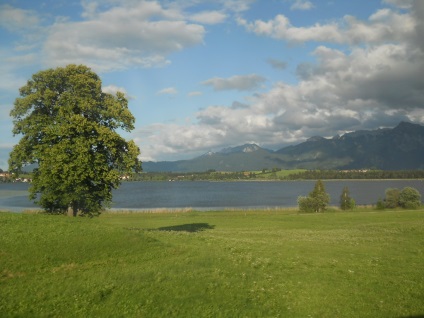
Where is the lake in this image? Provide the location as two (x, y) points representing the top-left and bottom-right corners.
(1, 180), (424, 212)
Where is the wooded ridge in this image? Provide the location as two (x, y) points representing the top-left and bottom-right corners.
(143, 122), (424, 172)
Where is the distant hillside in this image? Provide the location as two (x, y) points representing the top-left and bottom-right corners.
(143, 144), (277, 172)
(142, 122), (424, 172)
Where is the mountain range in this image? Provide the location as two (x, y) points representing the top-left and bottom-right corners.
(142, 122), (424, 172)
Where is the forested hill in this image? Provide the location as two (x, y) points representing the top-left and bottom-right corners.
(143, 122), (424, 172)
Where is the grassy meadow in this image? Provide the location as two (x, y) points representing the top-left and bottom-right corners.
(1, 208), (423, 317)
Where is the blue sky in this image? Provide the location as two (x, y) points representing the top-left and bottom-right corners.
(0, 0), (423, 169)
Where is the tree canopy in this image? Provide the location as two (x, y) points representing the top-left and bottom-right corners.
(298, 179), (330, 213)
(378, 187), (421, 210)
(9, 64), (141, 216)
(340, 186), (355, 210)
(384, 188), (401, 209)
(398, 187), (421, 209)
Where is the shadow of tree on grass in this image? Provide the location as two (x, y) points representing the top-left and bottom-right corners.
(157, 223), (215, 233)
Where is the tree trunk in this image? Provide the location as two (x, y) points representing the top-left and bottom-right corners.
(67, 203), (78, 217)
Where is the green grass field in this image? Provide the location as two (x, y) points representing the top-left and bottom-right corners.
(1, 209), (423, 317)
(252, 169), (307, 179)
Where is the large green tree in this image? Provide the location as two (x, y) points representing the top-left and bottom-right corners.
(9, 65), (141, 216)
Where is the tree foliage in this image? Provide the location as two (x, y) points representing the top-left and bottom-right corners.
(298, 180), (330, 213)
(9, 65), (141, 216)
(381, 187), (421, 210)
(398, 187), (421, 209)
(340, 186), (355, 210)
(384, 188), (401, 209)
(286, 170), (424, 180)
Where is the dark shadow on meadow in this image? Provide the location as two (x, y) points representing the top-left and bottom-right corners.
(157, 223), (215, 233)
(124, 223), (215, 233)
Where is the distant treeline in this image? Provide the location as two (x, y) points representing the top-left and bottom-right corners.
(3, 169), (424, 183)
(284, 170), (424, 180)
(133, 170), (253, 181)
(132, 169), (424, 181)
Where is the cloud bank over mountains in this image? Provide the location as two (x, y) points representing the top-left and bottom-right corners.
(140, 1), (424, 161)
(0, 0), (423, 166)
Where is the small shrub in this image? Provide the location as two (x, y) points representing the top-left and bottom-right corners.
(298, 196), (315, 213)
(349, 198), (356, 210)
(381, 187), (422, 210)
(376, 198), (385, 210)
(298, 180), (330, 213)
(340, 187), (355, 210)
(385, 188), (400, 208)
(399, 187), (421, 209)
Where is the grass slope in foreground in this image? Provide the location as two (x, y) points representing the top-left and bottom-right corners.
(1, 210), (423, 317)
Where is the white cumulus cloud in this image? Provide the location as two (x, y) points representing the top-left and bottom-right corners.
(0, 4), (40, 31)
(188, 91), (203, 97)
(190, 11), (227, 24)
(102, 84), (134, 99)
(383, 0), (414, 9)
(157, 87), (178, 95)
(238, 7), (416, 45)
(290, 0), (314, 11)
(202, 74), (266, 91)
(137, 1), (424, 161)
(43, 1), (205, 72)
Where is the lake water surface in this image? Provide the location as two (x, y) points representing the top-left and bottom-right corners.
(1, 180), (424, 212)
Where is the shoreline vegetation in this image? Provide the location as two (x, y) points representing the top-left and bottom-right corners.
(134, 169), (424, 182)
(1, 208), (423, 317)
(2, 169), (424, 184)
(3, 203), (417, 215)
